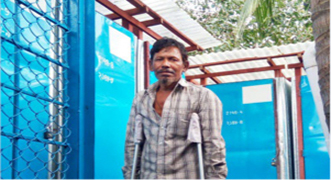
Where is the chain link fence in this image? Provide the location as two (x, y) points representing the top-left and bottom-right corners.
(1, 0), (71, 178)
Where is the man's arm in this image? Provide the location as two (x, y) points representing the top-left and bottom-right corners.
(199, 89), (228, 179)
(122, 95), (143, 179)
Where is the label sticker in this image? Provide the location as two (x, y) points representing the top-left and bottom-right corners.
(109, 26), (132, 63)
(242, 84), (272, 104)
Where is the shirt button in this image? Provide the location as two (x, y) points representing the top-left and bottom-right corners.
(161, 126), (165, 129)
(159, 142), (163, 145)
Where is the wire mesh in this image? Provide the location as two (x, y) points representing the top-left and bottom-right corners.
(1, 0), (71, 179)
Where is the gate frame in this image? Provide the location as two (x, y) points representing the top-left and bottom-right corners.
(66, 0), (95, 178)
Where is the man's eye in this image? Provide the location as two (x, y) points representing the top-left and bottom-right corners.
(170, 58), (179, 61)
(155, 58), (162, 61)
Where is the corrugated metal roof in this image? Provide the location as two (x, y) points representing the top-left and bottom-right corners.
(186, 41), (314, 85)
(95, 0), (221, 49)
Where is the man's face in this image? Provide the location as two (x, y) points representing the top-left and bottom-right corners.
(150, 46), (189, 86)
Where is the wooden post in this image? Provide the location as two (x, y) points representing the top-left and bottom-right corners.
(200, 78), (207, 86)
(144, 41), (150, 89)
(133, 25), (143, 39)
(295, 67), (305, 179)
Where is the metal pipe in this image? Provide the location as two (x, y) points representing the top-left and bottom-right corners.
(11, 1), (21, 178)
(197, 143), (205, 179)
(291, 78), (301, 179)
(131, 145), (140, 179)
(131, 115), (143, 179)
(275, 78), (293, 179)
(47, 0), (64, 178)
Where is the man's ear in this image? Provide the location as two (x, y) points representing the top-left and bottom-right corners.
(149, 60), (154, 71)
(183, 61), (189, 72)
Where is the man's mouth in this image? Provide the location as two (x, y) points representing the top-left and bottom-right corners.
(157, 70), (174, 76)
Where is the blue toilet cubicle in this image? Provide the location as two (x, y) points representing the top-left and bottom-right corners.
(94, 13), (136, 179)
(207, 79), (278, 179)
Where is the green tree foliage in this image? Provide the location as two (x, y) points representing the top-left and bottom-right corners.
(176, 0), (313, 53)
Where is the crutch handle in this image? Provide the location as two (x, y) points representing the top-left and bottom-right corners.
(131, 115), (143, 179)
(188, 113), (205, 179)
(131, 144), (140, 179)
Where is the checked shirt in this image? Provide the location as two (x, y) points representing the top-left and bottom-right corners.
(122, 78), (227, 179)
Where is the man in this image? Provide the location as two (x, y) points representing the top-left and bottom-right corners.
(122, 38), (227, 179)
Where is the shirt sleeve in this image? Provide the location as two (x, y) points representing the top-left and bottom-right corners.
(199, 89), (228, 179)
(122, 95), (144, 179)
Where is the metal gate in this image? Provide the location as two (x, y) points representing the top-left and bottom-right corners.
(1, 0), (70, 178)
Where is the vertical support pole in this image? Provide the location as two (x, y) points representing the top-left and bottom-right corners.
(67, 0), (95, 178)
(295, 68), (305, 179)
(144, 41), (150, 89)
(275, 70), (281, 77)
(133, 26), (143, 40)
(11, 2), (20, 178)
(123, 19), (134, 32)
(200, 78), (207, 86)
(78, 0), (95, 178)
(272, 79), (280, 178)
(48, 0), (63, 178)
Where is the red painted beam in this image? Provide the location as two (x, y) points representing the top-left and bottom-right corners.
(185, 45), (200, 52)
(97, 0), (162, 40)
(267, 57), (277, 66)
(288, 63), (304, 68)
(127, 0), (204, 51)
(189, 51), (305, 69)
(199, 66), (222, 84)
(186, 65), (286, 80)
(105, 7), (146, 20)
(142, 19), (163, 27)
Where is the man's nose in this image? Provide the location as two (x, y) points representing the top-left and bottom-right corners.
(161, 59), (170, 68)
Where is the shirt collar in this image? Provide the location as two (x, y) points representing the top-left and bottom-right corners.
(147, 78), (189, 95)
(178, 78), (189, 87)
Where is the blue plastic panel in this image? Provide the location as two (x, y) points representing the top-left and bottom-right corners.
(150, 71), (158, 85)
(94, 13), (136, 179)
(148, 43), (158, 85)
(207, 79), (277, 179)
(300, 76), (330, 179)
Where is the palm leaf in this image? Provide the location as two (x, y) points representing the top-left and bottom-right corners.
(235, 0), (284, 40)
(235, 0), (260, 39)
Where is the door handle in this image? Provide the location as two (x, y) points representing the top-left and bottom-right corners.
(271, 158), (277, 166)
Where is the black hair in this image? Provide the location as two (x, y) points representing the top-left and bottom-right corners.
(150, 37), (188, 63)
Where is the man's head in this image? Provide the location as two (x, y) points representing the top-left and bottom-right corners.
(150, 38), (188, 63)
(150, 38), (189, 86)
